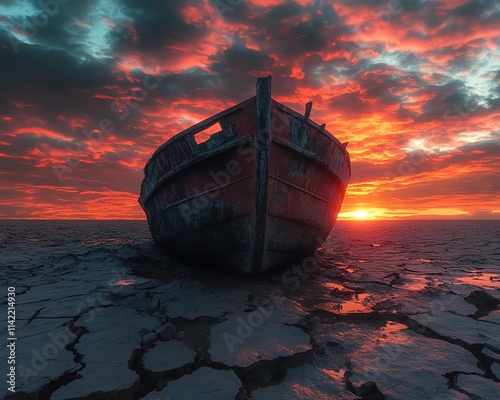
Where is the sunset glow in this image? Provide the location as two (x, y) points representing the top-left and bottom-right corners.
(114, 280), (136, 286)
(1, 1), (499, 220)
(354, 211), (369, 220)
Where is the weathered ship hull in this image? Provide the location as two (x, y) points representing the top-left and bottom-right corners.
(139, 77), (351, 273)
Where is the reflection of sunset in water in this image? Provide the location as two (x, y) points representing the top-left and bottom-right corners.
(114, 280), (136, 286)
(315, 279), (373, 314)
(457, 271), (500, 289)
(378, 321), (413, 345)
(323, 282), (346, 291)
(336, 265), (354, 273)
(397, 275), (430, 292)
(340, 294), (371, 313)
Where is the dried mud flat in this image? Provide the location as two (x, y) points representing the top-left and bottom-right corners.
(1, 220), (500, 400)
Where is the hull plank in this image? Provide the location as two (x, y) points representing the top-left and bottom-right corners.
(140, 76), (351, 273)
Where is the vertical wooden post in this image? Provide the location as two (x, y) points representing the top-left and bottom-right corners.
(251, 76), (272, 272)
(304, 101), (313, 122)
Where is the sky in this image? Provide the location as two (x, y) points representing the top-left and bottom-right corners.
(0, 0), (499, 220)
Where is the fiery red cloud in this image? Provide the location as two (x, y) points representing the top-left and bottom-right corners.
(0, 0), (499, 220)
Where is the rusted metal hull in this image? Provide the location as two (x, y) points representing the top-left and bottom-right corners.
(139, 77), (351, 273)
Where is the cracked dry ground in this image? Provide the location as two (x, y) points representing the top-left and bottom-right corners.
(2, 222), (500, 400)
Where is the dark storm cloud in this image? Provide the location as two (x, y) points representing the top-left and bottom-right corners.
(0, 0), (91, 55)
(0, 156), (40, 178)
(436, 1), (499, 39)
(9, 1), (93, 55)
(269, 0), (345, 51)
(0, 33), (114, 92)
(335, 0), (400, 9)
(457, 137), (500, 153)
(396, 0), (436, 12)
(209, 43), (274, 75)
(324, 62), (415, 116)
(424, 41), (490, 74)
(329, 92), (374, 115)
(406, 81), (480, 123)
(0, 28), (119, 134)
(338, 0), (438, 14)
(449, 0), (498, 17)
(213, 0), (259, 23)
(0, 26), (169, 145)
(357, 65), (408, 102)
(115, 0), (209, 51)
(0, 133), (73, 156)
(487, 96), (500, 110)
(206, 43), (276, 96)
(216, 0), (348, 59)
(397, 105), (419, 120)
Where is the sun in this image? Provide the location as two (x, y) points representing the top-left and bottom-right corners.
(338, 208), (381, 220)
(354, 210), (369, 219)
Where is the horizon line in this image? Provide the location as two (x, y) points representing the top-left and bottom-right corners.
(1, 218), (500, 222)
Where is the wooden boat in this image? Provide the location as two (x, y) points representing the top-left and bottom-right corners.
(139, 76), (351, 273)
